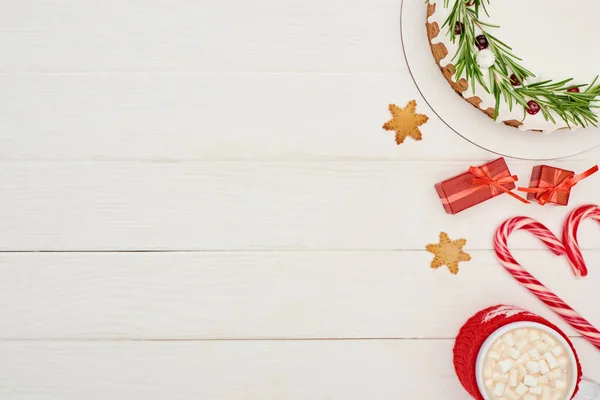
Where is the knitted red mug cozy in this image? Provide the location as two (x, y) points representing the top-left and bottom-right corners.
(453, 305), (583, 400)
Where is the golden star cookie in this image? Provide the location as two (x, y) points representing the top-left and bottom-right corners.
(383, 100), (429, 144)
(426, 232), (471, 274)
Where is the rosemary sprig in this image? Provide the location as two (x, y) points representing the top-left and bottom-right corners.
(433, 0), (600, 128)
(516, 77), (600, 128)
(441, 0), (488, 92)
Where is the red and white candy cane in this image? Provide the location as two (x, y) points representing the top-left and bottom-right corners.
(495, 216), (600, 350)
(563, 204), (600, 278)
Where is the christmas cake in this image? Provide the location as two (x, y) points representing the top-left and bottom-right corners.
(426, 0), (600, 133)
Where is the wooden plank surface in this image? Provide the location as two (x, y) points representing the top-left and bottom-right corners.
(0, 0), (403, 73)
(0, 73), (490, 161)
(0, 161), (599, 251)
(3, 73), (599, 162)
(1, 339), (598, 400)
(0, 251), (597, 340)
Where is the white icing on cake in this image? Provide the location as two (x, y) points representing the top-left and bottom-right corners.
(426, 0), (600, 134)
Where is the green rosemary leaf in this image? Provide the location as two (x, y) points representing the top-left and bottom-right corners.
(480, 0), (490, 17)
(477, 21), (500, 28)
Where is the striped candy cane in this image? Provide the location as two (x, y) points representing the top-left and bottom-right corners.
(495, 216), (600, 350)
(563, 204), (600, 278)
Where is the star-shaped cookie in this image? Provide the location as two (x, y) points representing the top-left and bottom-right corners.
(426, 232), (471, 275)
(383, 100), (429, 144)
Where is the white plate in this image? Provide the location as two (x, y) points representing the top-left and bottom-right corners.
(400, 0), (600, 160)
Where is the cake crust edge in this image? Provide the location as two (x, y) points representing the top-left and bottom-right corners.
(425, 3), (523, 129)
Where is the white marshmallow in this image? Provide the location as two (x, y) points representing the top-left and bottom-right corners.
(555, 379), (566, 389)
(529, 386), (543, 395)
(558, 357), (568, 370)
(503, 334), (515, 347)
(549, 369), (562, 380)
(494, 382), (506, 396)
(542, 386), (552, 400)
(508, 348), (521, 360)
(516, 337), (529, 352)
(552, 392), (563, 400)
(515, 328), (528, 336)
(488, 350), (501, 361)
(542, 333), (557, 346)
(509, 369), (518, 387)
(485, 379), (494, 388)
(523, 394), (537, 400)
(484, 367), (493, 378)
(539, 360), (550, 375)
(526, 361), (541, 374)
(504, 388), (519, 400)
(551, 346), (563, 357)
(518, 353), (531, 365)
(515, 383), (529, 396)
(497, 359), (515, 374)
(528, 348), (541, 360)
(539, 375), (549, 385)
(529, 330), (541, 341)
(524, 374), (538, 387)
(544, 352), (560, 369)
(518, 366), (527, 380)
(493, 372), (509, 383)
(536, 341), (549, 352)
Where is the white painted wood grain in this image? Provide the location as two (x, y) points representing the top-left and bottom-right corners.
(0, 250), (598, 340)
(4, 73), (600, 162)
(0, 73), (498, 161)
(1, 161), (599, 251)
(0, 340), (467, 400)
(0, 0), (404, 73)
(0, 339), (597, 400)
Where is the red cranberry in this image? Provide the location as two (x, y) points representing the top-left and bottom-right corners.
(526, 100), (541, 115)
(567, 87), (580, 93)
(455, 22), (464, 35)
(510, 74), (521, 87)
(466, 1), (475, 5)
(475, 35), (489, 50)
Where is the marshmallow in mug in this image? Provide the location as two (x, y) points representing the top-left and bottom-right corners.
(480, 326), (572, 400)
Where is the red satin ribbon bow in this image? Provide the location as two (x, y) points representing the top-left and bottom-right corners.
(518, 165), (599, 205)
(469, 166), (530, 204)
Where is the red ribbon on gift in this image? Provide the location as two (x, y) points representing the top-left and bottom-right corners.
(518, 165), (599, 205)
(443, 166), (528, 204)
(468, 166), (530, 204)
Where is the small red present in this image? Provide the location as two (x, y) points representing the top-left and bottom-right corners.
(435, 158), (528, 215)
(518, 164), (598, 206)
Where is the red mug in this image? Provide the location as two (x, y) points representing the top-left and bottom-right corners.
(453, 305), (599, 400)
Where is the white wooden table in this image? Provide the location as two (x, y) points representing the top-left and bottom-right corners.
(0, 1), (598, 398)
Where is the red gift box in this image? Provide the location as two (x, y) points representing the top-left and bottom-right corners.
(519, 164), (598, 206)
(435, 158), (528, 215)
